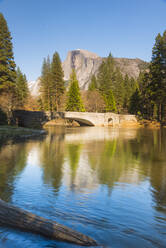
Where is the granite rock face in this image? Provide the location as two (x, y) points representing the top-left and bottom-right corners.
(114, 57), (147, 79)
(62, 49), (148, 90)
(62, 49), (103, 90)
(29, 49), (148, 95)
(28, 78), (40, 96)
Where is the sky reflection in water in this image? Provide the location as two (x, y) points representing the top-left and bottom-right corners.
(0, 127), (166, 247)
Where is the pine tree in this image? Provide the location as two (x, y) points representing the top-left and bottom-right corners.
(123, 74), (130, 110)
(88, 75), (97, 91)
(40, 56), (52, 111)
(113, 68), (125, 113)
(141, 72), (154, 119)
(130, 77), (138, 93)
(15, 67), (29, 107)
(161, 31), (166, 120)
(0, 13), (16, 123)
(97, 54), (115, 93)
(0, 13), (16, 91)
(137, 31), (166, 121)
(122, 74), (137, 111)
(163, 31), (166, 72)
(97, 53), (126, 113)
(103, 90), (117, 112)
(97, 61), (111, 94)
(51, 52), (65, 111)
(149, 33), (164, 121)
(66, 69), (85, 112)
(129, 89), (141, 115)
(97, 58), (113, 112)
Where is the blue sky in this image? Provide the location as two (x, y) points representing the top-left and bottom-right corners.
(0, 0), (166, 81)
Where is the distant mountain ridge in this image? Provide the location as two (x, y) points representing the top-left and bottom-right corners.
(28, 79), (40, 96)
(28, 49), (148, 95)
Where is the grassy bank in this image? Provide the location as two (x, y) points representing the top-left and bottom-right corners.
(0, 126), (47, 141)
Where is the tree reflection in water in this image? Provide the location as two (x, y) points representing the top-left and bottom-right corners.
(0, 127), (166, 247)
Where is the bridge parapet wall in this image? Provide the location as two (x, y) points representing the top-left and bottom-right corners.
(13, 110), (49, 128)
(64, 112), (138, 126)
(13, 110), (138, 128)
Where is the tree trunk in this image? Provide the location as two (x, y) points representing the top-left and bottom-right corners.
(0, 199), (97, 246)
(161, 104), (165, 122)
(157, 104), (161, 122)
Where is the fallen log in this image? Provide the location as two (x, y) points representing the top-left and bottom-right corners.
(0, 199), (97, 246)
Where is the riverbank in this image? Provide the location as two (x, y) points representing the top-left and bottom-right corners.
(0, 126), (46, 142)
(139, 120), (161, 129)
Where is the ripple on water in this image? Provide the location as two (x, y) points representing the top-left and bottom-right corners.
(0, 127), (166, 247)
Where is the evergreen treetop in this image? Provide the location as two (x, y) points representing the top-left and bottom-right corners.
(15, 67), (29, 107)
(51, 52), (65, 111)
(39, 52), (65, 112)
(103, 89), (117, 112)
(129, 30), (166, 121)
(88, 75), (97, 91)
(40, 56), (52, 111)
(0, 13), (17, 123)
(0, 13), (16, 91)
(66, 69), (85, 112)
(148, 31), (166, 120)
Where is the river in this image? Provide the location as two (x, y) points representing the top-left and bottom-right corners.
(0, 127), (166, 247)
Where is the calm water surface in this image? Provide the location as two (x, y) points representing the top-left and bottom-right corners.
(0, 127), (166, 247)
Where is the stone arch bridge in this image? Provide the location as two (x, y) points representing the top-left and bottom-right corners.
(13, 110), (137, 128)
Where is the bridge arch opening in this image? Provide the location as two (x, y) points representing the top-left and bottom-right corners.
(66, 118), (95, 126)
(108, 117), (113, 126)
